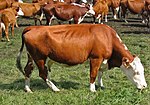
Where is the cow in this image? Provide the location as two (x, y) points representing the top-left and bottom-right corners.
(93, 0), (109, 23)
(120, 0), (147, 23)
(93, 0), (121, 19)
(0, 7), (18, 41)
(16, 24), (147, 93)
(42, 2), (95, 25)
(0, 0), (19, 10)
(11, 2), (43, 25)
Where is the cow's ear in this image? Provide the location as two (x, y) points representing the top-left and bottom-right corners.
(122, 57), (130, 68)
(148, 5), (150, 10)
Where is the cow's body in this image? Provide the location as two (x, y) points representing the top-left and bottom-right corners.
(93, 0), (121, 19)
(16, 24), (147, 92)
(12, 2), (43, 25)
(93, 0), (109, 23)
(120, 0), (147, 23)
(42, 2), (95, 25)
(0, 0), (18, 10)
(0, 7), (18, 41)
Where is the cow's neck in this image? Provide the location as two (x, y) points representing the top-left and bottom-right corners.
(81, 7), (89, 15)
(108, 39), (134, 69)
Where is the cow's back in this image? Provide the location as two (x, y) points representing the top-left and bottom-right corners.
(23, 24), (115, 65)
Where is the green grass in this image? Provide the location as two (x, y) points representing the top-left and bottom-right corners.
(0, 13), (150, 105)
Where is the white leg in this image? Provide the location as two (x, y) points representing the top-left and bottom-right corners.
(114, 7), (119, 19)
(24, 77), (33, 93)
(105, 15), (108, 22)
(46, 79), (60, 92)
(90, 82), (96, 92)
(114, 14), (117, 20)
(98, 71), (104, 89)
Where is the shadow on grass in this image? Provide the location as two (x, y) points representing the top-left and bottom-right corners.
(0, 79), (81, 91)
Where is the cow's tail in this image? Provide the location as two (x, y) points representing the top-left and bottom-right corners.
(16, 28), (31, 76)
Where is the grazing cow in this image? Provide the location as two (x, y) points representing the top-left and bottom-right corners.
(42, 2), (95, 25)
(0, 7), (18, 41)
(93, 0), (109, 23)
(16, 24), (147, 93)
(0, 0), (19, 10)
(11, 2), (43, 25)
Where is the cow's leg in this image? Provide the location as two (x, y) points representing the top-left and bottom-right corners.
(24, 53), (34, 93)
(98, 70), (105, 89)
(105, 15), (108, 22)
(34, 17), (37, 25)
(49, 15), (55, 25)
(74, 17), (79, 24)
(47, 59), (54, 72)
(121, 5), (128, 23)
(113, 7), (120, 19)
(90, 58), (103, 92)
(35, 58), (60, 92)
(11, 23), (15, 38)
(5, 24), (10, 41)
(93, 16), (96, 24)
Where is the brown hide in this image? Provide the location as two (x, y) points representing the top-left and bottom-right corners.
(63, 0), (81, 4)
(111, 0), (120, 8)
(0, 7), (18, 41)
(121, 0), (145, 14)
(43, 3), (89, 25)
(12, 2), (41, 16)
(127, 0), (144, 14)
(93, 0), (120, 19)
(12, 2), (43, 25)
(19, 24), (134, 83)
(93, 0), (109, 19)
(0, 0), (18, 10)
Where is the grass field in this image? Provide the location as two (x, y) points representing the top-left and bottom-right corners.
(0, 8), (150, 105)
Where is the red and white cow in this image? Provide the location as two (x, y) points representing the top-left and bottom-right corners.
(93, 0), (121, 19)
(16, 24), (147, 93)
(42, 2), (95, 25)
(11, 2), (43, 25)
(93, 0), (109, 23)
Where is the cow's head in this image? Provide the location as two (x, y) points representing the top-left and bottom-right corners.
(86, 3), (95, 15)
(120, 56), (147, 90)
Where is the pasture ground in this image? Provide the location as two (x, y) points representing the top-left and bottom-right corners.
(0, 9), (150, 105)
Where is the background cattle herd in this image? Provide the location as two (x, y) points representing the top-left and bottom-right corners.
(0, 0), (150, 41)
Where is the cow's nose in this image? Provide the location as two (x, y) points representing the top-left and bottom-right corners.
(143, 84), (147, 88)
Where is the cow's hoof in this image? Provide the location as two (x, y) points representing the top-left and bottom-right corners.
(52, 88), (60, 92)
(101, 86), (105, 90)
(24, 88), (33, 93)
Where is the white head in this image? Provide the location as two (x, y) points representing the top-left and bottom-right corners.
(87, 4), (95, 15)
(120, 56), (147, 90)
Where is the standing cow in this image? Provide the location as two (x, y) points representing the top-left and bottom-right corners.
(0, 7), (19, 41)
(16, 24), (147, 93)
(42, 2), (95, 25)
